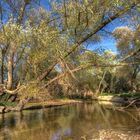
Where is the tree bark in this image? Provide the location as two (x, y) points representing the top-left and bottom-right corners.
(96, 71), (107, 95)
(130, 66), (139, 92)
(1, 49), (5, 84)
(7, 50), (14, 90)
(13, 97), (31, 111)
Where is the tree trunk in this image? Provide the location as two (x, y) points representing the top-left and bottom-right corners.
(96, 71), (107, 95)
(1, 49), (5, 84)
(7, 51), (14, 90)
(130, 66), (139, 92)
(14, 97), (31, 111)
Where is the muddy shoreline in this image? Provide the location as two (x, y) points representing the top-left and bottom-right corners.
(0, 99), (82, 113)
(0, 95), (140, 114)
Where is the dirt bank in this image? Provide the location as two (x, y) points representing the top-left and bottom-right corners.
(23, 99), (82, 110)
(0, 99), (82, 113)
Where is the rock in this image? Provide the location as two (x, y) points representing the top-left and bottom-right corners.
(0, 106), (6, 113)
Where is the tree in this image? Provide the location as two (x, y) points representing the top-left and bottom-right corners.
(37, 0), (139, 81)
(113, 26), (140, 92)
(0, 0), (139, 111)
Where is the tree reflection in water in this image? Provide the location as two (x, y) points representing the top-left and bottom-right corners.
(0, 102), (140, 140)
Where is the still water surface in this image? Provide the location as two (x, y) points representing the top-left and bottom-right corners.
(0, 102), (140, 140)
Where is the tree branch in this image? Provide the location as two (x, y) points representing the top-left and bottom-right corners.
(37, 3), (137, 81)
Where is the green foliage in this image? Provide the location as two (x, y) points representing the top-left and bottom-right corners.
(0, 0), (139, 102)
(100, 92), (140, 98)
(0, 101), (17, 107)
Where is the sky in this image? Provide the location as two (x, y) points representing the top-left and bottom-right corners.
(91, 19), (129, 53)
(40, 0), (51, 10)
(39, 0), (130, 54)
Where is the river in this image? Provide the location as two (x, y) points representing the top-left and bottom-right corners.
(0, 102), (140, 140)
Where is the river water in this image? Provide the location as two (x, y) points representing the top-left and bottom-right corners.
(0, 102), (140, 140)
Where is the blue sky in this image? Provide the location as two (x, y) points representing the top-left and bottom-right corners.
(91, 18), (130, 53)
(40, 0), (51, 10)
(92, 38), (117, 53)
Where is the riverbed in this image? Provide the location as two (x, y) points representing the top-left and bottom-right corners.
(0, 102), (140, 140)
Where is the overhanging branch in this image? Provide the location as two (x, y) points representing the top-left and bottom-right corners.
(37, 3), (138, 81)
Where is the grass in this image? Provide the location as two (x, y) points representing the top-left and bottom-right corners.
(0, 101), (17, 107)
(100, 92), (140, 98)
(118, 93), (140, 98)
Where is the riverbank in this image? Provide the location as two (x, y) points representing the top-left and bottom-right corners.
(0, 99), (82, 113)
(0, 93), (140, 113)
(95, 93), (140, 107)
(24, 99), (82, 110)
(24, 95), (140, 111)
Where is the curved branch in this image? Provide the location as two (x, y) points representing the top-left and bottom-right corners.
(0, 82), (21, 95)
(4, 88), (18, 95)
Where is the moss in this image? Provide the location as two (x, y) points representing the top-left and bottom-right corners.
(0, 101), (17, 107)
(118, 93), (140, 98)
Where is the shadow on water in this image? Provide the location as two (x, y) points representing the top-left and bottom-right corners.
(0, 101), (140, 140)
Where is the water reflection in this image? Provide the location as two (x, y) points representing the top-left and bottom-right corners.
(0, 102), (140, 140)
